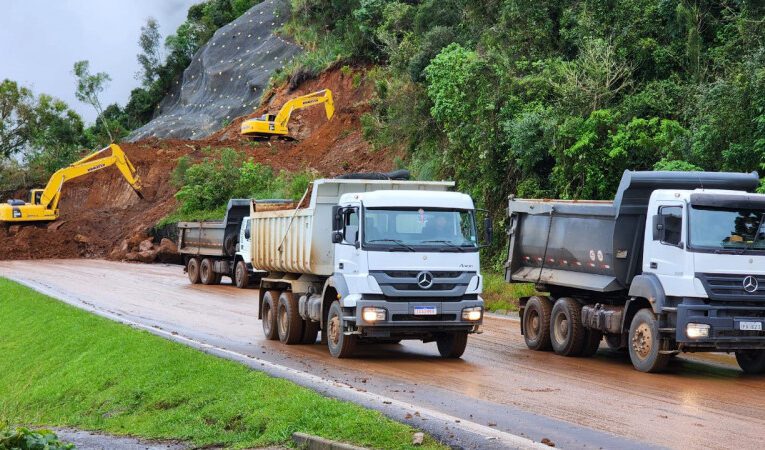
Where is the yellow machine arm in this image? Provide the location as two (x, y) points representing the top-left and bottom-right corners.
(241, 89), (334, 137)
(0, 144), (142, 223)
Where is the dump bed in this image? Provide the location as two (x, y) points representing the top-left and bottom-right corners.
(177, 199), (250, 257)
(250, 178), (454, 275)
(505, 170), (760, 292)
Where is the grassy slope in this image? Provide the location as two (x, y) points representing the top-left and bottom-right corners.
(482, 273), (536, 313)
(0, 278), (442, 449)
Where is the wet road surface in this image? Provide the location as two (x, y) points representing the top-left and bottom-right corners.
(3, 259), (764, 449)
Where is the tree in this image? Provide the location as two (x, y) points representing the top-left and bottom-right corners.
(136, 17), (162, 87)
(0, 79), (35, 158)
(73, 60), (114, 142)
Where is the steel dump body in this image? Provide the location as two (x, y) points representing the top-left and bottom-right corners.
(250, 179), (454, 275)
(178, 199), (250, 257)
(505, 171), (762, 293)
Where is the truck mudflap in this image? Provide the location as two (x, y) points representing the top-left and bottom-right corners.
(351, 298), (483, 337)
(676, 298), (765, 350)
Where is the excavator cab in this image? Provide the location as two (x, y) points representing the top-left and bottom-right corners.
(0, 144), (142, 223)
(241, 89), (334, 138)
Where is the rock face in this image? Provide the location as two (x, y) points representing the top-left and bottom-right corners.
(127, 0), (301, 141)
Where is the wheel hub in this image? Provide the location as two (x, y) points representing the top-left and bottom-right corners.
(632, 323), (652, 359)
(529, 312), (540, 338)
(278, 308), (287, 334)
(329, 315), (340, 345)
(553, 312), (569, 343)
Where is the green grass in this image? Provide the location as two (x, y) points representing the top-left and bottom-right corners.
(0, 278), (444, 449)
(482, 273), (536, 313)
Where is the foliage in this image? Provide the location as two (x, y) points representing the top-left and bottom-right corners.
(0, 425), (74, 450)
(169, 148), (317, 218)
(481, 273), (536, 313)
(0, 278), (444, 450)
(73, 60), (114, 142)
(136, 17), (163, 87)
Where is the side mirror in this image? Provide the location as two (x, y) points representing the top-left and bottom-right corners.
(331, 205), (343, 231)
(332, 230), (343, 244)
(244, 229), (250, 240)
(652, 214), (665, 241)
(484, 217), (494, 244)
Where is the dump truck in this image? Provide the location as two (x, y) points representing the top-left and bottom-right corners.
(247, 175), (489, 358)
(505, 170), (765, 373)
(0, 144), (142, 222)
(178, 199), (267, 288)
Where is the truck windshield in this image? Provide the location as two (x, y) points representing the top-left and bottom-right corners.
(363, 208), (478, 252)
(689, 205), (765, 252)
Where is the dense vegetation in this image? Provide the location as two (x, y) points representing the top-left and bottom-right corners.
(282, 0), (765, 267)
(0, 425), (74, 450)
(0, 278), (443, 449)
(0, 0), (261, 191)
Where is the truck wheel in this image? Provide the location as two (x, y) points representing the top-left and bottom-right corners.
(277, 292), (303, 344)
(327, 301), (356, 358)
(550, 297), (585, 356)
(436, 332), (469, 359)
(523, 296), (553, 351)
(262, 291), (279, 340)
(187, 258), (201, 284)
(628, 308), (670, 373)
(580, 329), (602, 357)
(199, 258), (218, 285)
(234, 261), (249, 289)
(735, 350), (765, 374)
(302, 319), (320, 344)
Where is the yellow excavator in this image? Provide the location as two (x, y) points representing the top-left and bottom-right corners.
(0, 144), (142, 223)
(240, 89), (334, 138)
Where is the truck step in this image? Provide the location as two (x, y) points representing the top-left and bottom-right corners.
(659, 350), (680, 355)
(659, 327), (676, 333)
(662, 307), (678, 312)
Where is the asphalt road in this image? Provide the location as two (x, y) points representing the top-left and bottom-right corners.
(3, 259), (764, 449)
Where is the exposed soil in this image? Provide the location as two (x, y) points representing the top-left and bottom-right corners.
(0, 67), (395, 261)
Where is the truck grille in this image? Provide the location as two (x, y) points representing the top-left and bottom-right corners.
(696, 273), (765, 301)
(369, 271), (475, 299)
(392, 314), (457, 321)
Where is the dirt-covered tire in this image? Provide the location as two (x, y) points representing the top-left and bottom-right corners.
(261, 290), (279, 340)
(436, 332), (469, 359)
(550, 297), (585, 356)
(187, 258), (201, 284)
(735, 350), (765, 374)
(628, 308), (670, 373)
(301, 319), (320, 344)
(234, 260), (249, 289)
(580, 329), (603, 357)
(277, 292), (303, 344)
(199, 258), (218, 285)
(522, 296), (553, 351)
(327, 301), (356, 358)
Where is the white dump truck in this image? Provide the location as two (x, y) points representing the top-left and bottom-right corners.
(244, 176), (489, 358)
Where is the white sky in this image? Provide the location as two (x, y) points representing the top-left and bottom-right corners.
(0, 0), (200, 123)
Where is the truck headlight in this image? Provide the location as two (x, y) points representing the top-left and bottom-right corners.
(462, 307), (482, 321)
(362, 307), (386, 322)
(686, 323), (710, 339)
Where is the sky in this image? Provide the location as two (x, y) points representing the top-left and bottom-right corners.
(0, 0), (200, 123)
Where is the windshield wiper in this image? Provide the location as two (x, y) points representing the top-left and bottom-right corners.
(420, 240), (466, 252)
(367, 239), (415, 251)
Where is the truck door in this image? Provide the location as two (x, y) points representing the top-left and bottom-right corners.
(239, 218), (252, 262)
(335, 206), (361, 277)
(645, 203), (688, 290)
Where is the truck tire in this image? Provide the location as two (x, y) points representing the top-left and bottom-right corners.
(277, 292), (303, 344)
(302, 319), (320, 344)
(436, 332), (469, 358)
(199, 258), (218, 285)
(234, 261), (249, 289)
(327, 301), (356, 358)
(262, 291), (279, 340)
(522, 296), (553, 351)
(735, 350), (765, 374)
(628, 308), (670, 373)
(580, 329), (603, 357)
(550, 297), (585, 356)
(187, 258), (201, 284)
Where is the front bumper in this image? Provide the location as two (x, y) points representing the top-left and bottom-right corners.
(676, 298), (765, 350)
(352, 297), (483, 338)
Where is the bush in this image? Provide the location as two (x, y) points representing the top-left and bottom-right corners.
(0, 425), (74, 450)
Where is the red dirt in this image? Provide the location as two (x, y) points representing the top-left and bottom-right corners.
(0, 67), (396, 260)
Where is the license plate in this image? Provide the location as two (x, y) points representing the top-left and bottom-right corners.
(739, 321), (763, 331)
(413, 306), (437, 316)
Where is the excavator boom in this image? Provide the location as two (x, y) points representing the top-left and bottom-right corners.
(0, 144), (142, 223)
(241, 89), (334, 137)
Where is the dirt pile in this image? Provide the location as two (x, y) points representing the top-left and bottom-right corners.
(0, 67), (396, 261)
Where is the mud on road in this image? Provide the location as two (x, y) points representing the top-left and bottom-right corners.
(3, 259), (764, 449)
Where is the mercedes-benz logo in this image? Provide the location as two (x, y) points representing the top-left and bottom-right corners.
(743, 276), (759, 294)
(417, 271), (434, 289)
